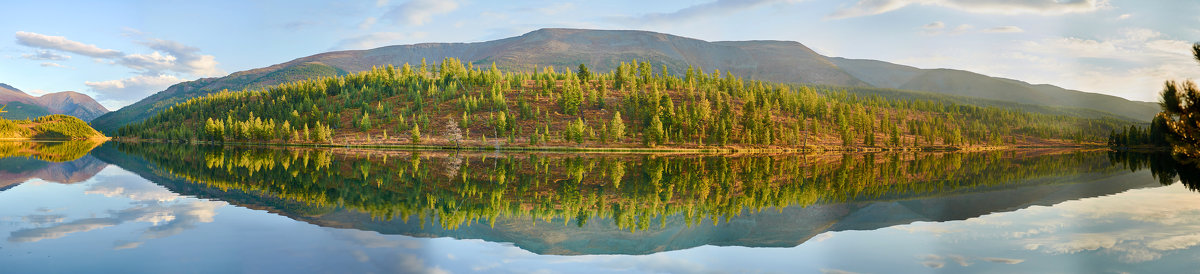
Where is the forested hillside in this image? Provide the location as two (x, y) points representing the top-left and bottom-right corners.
(117, 58), (1130, 149)
(0, 114), (107, 140)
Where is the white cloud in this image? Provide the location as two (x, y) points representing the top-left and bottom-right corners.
(15, 31), (122, 58)
(617, 0), (801, 26)
(985, 26), (1024, 33)
(901, 27), (1199, 102)
(21, 49), (71, 60)
(536, 3), (576, 15)
(118, 51), (177, 73)
(1117, 13), (1132, 20)
(829, 0), (1107, 19)
(85, 74), (184, 108)
(921, 23), (972, 35)
(15, 31), (221, 77)
(382, 0), (460, 26)
(138, 39), (223, 77)
(358, 17), (379, 29)
(40, 62), (68, 68)
(1012, 28), (1200, 101)
(332, 32), (427, 50)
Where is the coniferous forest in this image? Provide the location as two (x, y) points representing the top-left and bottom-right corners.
(117, 58), (1135, 150)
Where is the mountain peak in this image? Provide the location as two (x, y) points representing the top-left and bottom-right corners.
(0, 83), (109, 121)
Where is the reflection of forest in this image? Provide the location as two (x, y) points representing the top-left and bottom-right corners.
(1107, 151), (1200, 192)
(111, 143), (1132, 233)
(0, 140), (103, 162)
(0, 141), (108, 190)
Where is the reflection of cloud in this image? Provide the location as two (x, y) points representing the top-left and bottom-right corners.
(812, 233), (834, 242)
(22, 214), (65, 225)
(331, 229), (422, 249)
(352, 250), (370, 262)
(114, 240), (143, 250)
(820, 269), (862, 274)
(1146, 234), (1200, 251)
(979, 257), (1024, 264)
(85, 176), (180, 202)
(897, 224), (961, 235)
(9, 218), (120, 243)
(921, 260), (944, 268)
(7, 199), (224, 244)
(947, 254), (971, 266)
(904, 184), (1200, 265)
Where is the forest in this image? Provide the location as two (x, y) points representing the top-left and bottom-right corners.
(117, 58), (1135, 150)
(114, 142), (1128, 232)
(0, 113), (106, 140)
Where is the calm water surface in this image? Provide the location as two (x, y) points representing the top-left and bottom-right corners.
(1, 141), (1198, 273)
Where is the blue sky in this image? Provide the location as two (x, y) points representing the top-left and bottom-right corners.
(1, 0), (1197, 109)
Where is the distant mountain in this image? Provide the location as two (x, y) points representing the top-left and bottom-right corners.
(90, 28), (866, 133)
(831, 57), (1160, 122)
(93, 28), (1156, 133)
(35, 91), (111, 121)
(0, 83), (110, 121)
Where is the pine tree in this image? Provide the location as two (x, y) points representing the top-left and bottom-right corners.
(411, 123), (422, 144)
(608, 111), (626, 142)
(645, 113), (664, 147)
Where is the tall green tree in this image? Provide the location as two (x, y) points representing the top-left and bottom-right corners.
(1157, 43), (1200, 158)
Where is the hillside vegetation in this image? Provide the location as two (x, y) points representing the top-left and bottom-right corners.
(117, 58), (1131, 150)
(0, 114), (107, 140)
(93, 29), (1156, 133)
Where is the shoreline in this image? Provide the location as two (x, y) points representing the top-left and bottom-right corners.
(108, 138), (1108, 154)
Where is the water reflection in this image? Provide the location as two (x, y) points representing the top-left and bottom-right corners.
(90, 143), (1161, 255)
(1107, 151), (1200, 191)
(3, 143), (1199, 272)
(0, 140), (103, 163)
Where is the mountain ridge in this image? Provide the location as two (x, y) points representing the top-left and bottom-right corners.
(92, 28), (1156, 133)
(0, 83), (110, 121)
(830, 57), (1160, 121)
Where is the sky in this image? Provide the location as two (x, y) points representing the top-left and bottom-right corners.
(1, 0), (1198, 110)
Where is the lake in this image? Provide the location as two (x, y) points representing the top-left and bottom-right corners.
(1, 141), (1198, 273)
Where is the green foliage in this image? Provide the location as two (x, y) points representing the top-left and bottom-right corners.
(117, 143), (1133, 233)
(1, 114), (104, 140)
(411, 123), (422, 144)
(117, 57), (1136, 148)
(607, 112), (626, 142)
(1155, 43), (1200, 158)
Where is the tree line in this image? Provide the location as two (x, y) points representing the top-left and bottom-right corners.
(118, 57), (1134, 148)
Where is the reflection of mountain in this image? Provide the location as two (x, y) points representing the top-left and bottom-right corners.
(306, 169), (1157, 255)
(94, 143), (1163, 255)
(0, 153), (108, 190)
